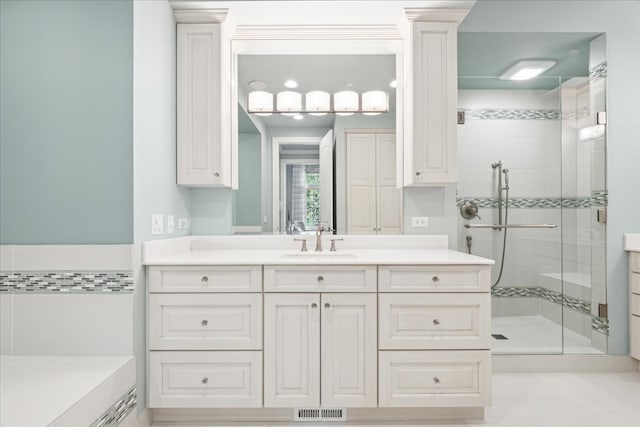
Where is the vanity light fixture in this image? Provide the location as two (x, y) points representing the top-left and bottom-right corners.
(305, 91), (331, 116)
(247, 90), (389, 115)
(500, 60), (556, 81)
(361, 90), (388, 116)
(277, 91), (302, 116)
(247, 90), (273, 116)
(333, 90), (359, 116)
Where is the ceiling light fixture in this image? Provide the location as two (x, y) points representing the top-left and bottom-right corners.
(500, 60), (556, 81)
(248, 80), (266, 90)
(389, 79), (398, 88)
(284, 80), (298, 89)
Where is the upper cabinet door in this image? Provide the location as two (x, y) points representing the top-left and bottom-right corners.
(405, 21), (458, 186)
(177, 24), (228, 187)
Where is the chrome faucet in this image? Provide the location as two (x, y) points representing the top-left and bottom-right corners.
(315, 222), (330, 252)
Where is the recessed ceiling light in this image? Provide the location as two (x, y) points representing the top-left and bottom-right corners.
(293, 114), (304, 120)
(248, 80), (266, 90)
(389, 79), (398, 88)
(500, 60), (556, 81)
(284, 80), (298, 89)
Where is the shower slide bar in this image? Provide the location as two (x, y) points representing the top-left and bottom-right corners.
(464, 223), (557, 229)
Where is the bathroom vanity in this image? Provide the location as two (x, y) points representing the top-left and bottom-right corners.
(625, 234), (640, 369)
(144, 236), (493, 422)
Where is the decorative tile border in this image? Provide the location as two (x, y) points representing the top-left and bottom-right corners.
(590, 61), (607, 80)
(591, 190), (608, 207)
(91, 386), (137, 427)
(456, 197), (591, 209)
(492, 286), (609, 335)
(0, 271), (134, 293)
(461, 109), (561, 121)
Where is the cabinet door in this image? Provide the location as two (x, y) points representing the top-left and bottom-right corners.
(376, 133), (402, 234)
(321, 293), (377, 407)
(347, 133), (376, 234)
(407, 21), (457, 185)
(264, 294), (320, 407)
(177, 23), (227, 187)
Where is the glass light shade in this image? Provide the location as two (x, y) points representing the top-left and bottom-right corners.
(305, 91), (330, 116)
(362, 90), (388, 113)
(277, 91), (302, 115)
(333, 90), (359, 114)
(248, 91), (273, 113)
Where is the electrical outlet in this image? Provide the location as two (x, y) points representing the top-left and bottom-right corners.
(167, 215), (175, 234)
(178, 218), (191, 230)
(151, 214), (164, 235)
(411, 217), (429, 227)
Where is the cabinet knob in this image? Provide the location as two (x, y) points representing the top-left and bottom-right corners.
(433, 377), (440, 384)
(415, 171), (422, 177)
(201, 276), (209, 283)
(202, 377), (209, 385)
(433, 319), (440, 326)
(317, 276), (324, 282)
(214, 172), (220, 178)
(311, 302), (318, 309)
(432, 276), (440, 283)
(324, 302), (331, 308)
(201, 319), (208, 326)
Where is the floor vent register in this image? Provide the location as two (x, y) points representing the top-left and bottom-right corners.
(294, 408), (347, 422)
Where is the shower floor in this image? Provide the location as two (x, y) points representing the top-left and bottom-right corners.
(492, 315), (605, 354)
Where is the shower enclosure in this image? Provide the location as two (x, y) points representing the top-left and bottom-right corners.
(457, 69), (608, 354)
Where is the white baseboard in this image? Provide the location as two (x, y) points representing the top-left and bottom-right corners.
(137, 408), (152, 427)
(493, 354), (637, 373)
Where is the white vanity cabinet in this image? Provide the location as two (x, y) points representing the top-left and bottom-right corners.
(630, 252), (640, 360)
(176, 22), (229, 187)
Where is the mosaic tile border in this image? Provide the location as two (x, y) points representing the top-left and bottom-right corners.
(461, 109), (561, 121)
(591, 190), (608, 207)
(590, 61), (607, 80)
(456, 197), (591, 209)
(0, 271), (134, 293)
(492, 286), (609, 335)
(91, 386), (137, 427)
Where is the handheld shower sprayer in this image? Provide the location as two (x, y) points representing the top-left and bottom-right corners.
(503, 169), (510, 190)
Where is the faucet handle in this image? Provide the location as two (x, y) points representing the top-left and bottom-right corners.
(329, 237), (344, 252)
(293, 238), (308, 252)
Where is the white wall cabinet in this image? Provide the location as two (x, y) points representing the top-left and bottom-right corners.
(264, 292), (377, 408)
(403, 16), (461, 186)
(347, 131), (402, 234)
(176, 23), (229, 187)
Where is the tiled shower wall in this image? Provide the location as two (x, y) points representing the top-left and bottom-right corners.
(457, 87), (606, 351)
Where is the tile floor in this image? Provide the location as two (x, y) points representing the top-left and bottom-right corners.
(491, 315), (604, 354)
(152, 371), (640, 427)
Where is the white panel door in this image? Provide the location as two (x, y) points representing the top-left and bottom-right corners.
(376, 133), (402, 234)
(321, 293), (377, 407)
(177, 23), (226, 187)
(347, 133), (376, 234)
(264, 293), (320, 407)
(319, 129), (334, 230)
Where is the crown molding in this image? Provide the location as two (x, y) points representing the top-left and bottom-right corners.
(404, 7), (472, 24)
(232, 25), (401, 41)
(172, 8), (229, 24)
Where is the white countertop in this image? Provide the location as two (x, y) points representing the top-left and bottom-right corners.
(624, 233), (640, 252)
(144, 248), (494, 266)
(0, 356), (134, 427)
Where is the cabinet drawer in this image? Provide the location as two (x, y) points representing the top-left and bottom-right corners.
(631, 315), (640, 359)
(631, 253), (640, 273)
(631, 272), (640, 295)
(379, 293), (490, 349)
(149, 294), (262, 350)
(379, 266), (490, 292)
(631, 293), (640, 317)
(148, 266), (262, 293)
(378, 350), (491, 407)
(264, 266), (376, 292)
(149, 351), (262, 408)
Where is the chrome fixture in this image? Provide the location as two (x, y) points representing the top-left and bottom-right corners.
(294, 237), (308, 252)
(330, 237), (344, 252)
(466, 235), (473, 254)
(315, 222), (332, 252)
(460, 200), (481, 220)
(465, 223), (557, 229)
(491, 161), (507, 229)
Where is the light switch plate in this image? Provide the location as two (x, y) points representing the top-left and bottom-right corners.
(178, 218), (190, 230)
(411, 217), (429, 227)
(151, 214), (164, 235)
(167, 215), (175, 234)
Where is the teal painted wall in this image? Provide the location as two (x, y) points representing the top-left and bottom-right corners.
(460, 0), (640, 356)
(0, 0), (133, 244)
(234, 134), (262, 227)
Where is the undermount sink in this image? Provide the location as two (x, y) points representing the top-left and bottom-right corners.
(281, 252), (359, 260)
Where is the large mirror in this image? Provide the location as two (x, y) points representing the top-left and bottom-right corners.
(233, 54), (398, 235)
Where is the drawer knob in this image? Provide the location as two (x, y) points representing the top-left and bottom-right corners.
(201, 320), (208, 326)
(433, 377), (440, 384)
(433, 319), (440, 325)
(202, 377), (209, 385)
(317, 275), (324, 282)
(416, 171), (422, 177)
(324, 302), (331, 308)
(214, 172), (220, 178)
(432, 276), (440, 283)
(201, 276), (209, 283)
(311, 302), (318, 309)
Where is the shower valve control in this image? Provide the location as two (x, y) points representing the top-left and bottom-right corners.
(459, 201), (481, 220)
